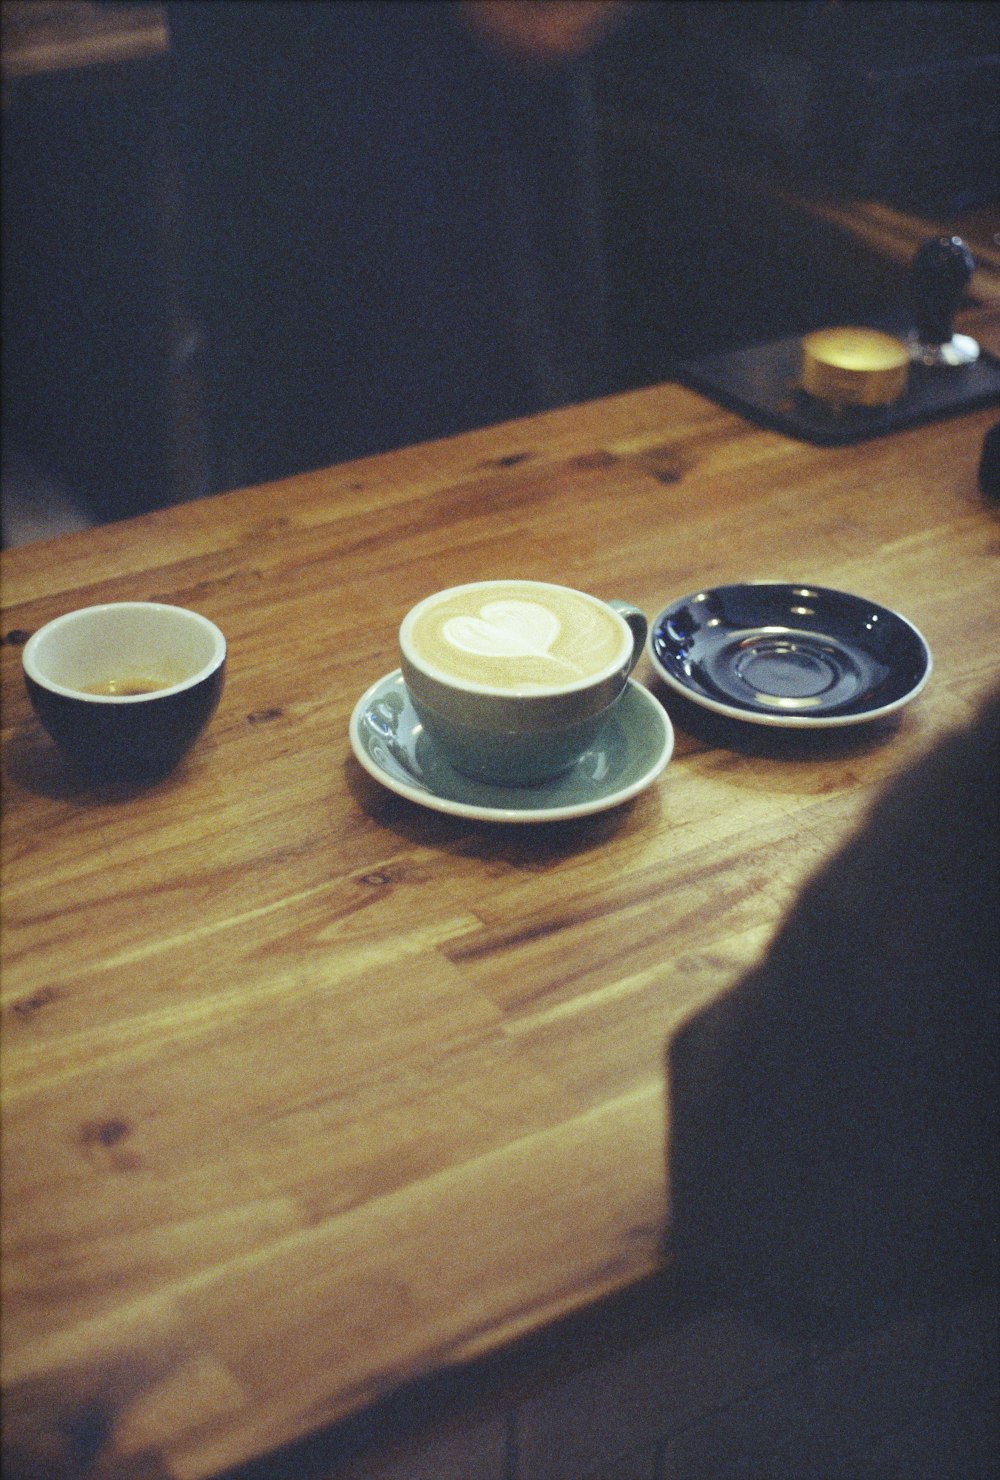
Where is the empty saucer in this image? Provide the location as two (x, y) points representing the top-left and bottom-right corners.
(648, 582), (931, 728)
(350, 671), (673, 822)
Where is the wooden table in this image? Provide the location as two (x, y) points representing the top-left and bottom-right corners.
(1, 3), (167, 89)
(3, 332), (999, 1478)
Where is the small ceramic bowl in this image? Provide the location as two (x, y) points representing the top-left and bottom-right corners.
(22, 602), (226, 779)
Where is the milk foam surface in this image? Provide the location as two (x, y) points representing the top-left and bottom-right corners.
(406, 582), (627, 691)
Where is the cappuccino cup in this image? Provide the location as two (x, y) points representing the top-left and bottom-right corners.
(399, 579), (647, 784)
(23, 602), (226, 780)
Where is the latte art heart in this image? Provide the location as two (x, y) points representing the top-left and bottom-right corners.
(443, 601), (580, 673)
(404, 581), (629, 693)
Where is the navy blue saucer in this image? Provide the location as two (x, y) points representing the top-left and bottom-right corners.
(648, 583), (931, 728)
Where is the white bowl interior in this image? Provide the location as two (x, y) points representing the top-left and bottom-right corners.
(24, 604), (225, 699)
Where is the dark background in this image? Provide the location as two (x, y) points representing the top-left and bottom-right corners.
(3, 0), (998, 528)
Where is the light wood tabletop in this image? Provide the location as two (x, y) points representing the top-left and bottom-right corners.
(3, 324), (999, 1478)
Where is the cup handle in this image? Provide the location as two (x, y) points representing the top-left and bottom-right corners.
(609, 600), (648, 677)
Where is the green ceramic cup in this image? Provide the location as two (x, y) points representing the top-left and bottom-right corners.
(399, 579), (647, 786)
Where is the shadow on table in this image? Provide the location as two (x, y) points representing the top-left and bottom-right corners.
(344, 753), (650, 867)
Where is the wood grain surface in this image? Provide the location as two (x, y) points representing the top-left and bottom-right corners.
(1, 3), (168, 83)
(3, 331), (999, 1477)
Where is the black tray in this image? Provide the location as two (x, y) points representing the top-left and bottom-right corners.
(673, 329), (1000, 446)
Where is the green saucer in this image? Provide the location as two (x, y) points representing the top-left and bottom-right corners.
(349, 671), (673, 823)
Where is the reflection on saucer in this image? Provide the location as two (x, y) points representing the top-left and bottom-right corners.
(349, 672), (673, 823)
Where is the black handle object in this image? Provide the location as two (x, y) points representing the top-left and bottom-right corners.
(911, 236), (975, 347)
(908, 236), (980, 368)
(979, 420), (1000, 500)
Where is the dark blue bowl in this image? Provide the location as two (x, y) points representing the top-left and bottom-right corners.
(22, 603), (226, 779)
